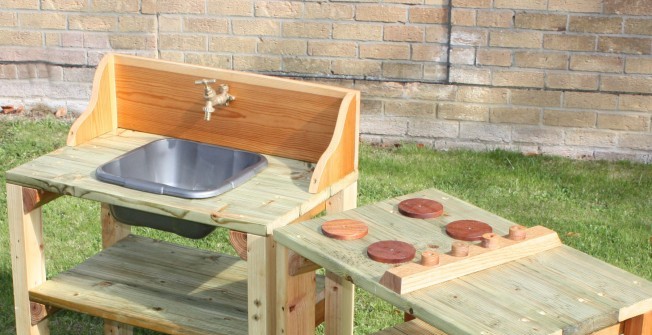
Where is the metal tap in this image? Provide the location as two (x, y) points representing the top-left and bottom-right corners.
(194, 79), (235, 121)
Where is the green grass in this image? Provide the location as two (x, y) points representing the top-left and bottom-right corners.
(1, 119), (651, 334)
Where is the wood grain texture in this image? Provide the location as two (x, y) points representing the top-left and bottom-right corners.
(29, 235), (249, 335)
(21, 188), (59, 214)
(276, 244), (316, 335)
(321, 219), (368, 240)
(29, 302), (59, 326)
(623, 311), (652, 335)
(370, 319), (449, 335)
(397, 198), (444, 219)
(247, 234), (276, 335)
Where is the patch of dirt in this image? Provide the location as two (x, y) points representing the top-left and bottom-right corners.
(0, 103), (77, 122)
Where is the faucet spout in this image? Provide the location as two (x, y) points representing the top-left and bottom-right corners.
(194, 79), (235, 121)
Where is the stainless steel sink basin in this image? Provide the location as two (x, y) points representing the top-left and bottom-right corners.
(96, 138), (267, 238)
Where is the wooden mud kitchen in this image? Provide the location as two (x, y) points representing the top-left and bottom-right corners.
(6, 54), (652, 335)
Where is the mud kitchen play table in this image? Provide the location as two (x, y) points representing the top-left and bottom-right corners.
(274, 188), (652, 335)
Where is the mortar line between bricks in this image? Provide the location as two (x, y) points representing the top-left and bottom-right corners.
(445, 0), (453, 84)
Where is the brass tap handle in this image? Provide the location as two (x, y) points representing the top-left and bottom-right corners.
(194, 79), (217, 86)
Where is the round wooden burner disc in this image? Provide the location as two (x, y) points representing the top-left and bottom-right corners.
(397, 198), (444, 219)
(446, 220), (493, 241)
(321, 219), (368, 240)
(367, 240), (416, 264)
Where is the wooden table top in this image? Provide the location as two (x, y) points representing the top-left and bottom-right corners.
(6, 129), (357, 236)
(274, 188), (652, 335)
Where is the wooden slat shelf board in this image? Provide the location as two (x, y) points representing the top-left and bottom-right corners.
(29, 235), (249, 335)
(370, 319), (448, 335)
(274, 188), (652, 335)
(380, 226), (562, 294)
(6, 129), (356, 236)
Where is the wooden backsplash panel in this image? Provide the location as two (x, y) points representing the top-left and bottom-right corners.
(114, 64), (343, 163)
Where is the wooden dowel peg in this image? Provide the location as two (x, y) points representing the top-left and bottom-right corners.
(420, 250), (440, 266)
(481, 233), (500, 249)
(450, 241), (469, 257)
(509, 225), (527, 241)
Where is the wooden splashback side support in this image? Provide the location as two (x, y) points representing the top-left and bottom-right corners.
(66, 54), (359, 194)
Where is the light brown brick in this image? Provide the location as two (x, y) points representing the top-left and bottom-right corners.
(425, 25), (448, 43)
(92, 0), (139, 12)
(424, 64), (448, 81)
(183, 17), (229, 33)
(490, 30), (542, 49)
(412, 44), (447, 62)
(283, 22), (331, 39)
(548, 0), (601, 13)
(493, 70), (544, 88)
(45, 32), (60, 46)
(451, 27), (488, 46)
(333, 23), (382, 41)
(494, 0), (546, 10)
(233, 55), (281, 72)
(565, 92), (618, 110)
(490, 107), (540, 124)
(601, 75), (652, 94)
(159, 50), (184, 62)
(619, 94), (652, 112)
(406, 83), (457, 101)
(512, 89), (562, 107)
(360, 43), (410, 60)
(159, 15), (182, 32)
(565, 129), (616, 147)
(457, 86), (509, 104)
(625, 19), (652, 35)
(449, 67), (491, 85)
(598, 113), (650, 131)
(385, 100), (435, 117)
(361, 99), (383, 116)
(83, 33), (110, 48)
(382, 62), (423, 80)
(185, 53), (231, 68)
(210, 36), (257, 53)
(450, 47), (475, 64)
(408, 119), (460, 138)
(119, 16), (156, 32)
(544, 34), (596, 51)
(476, 49), (511, 66)
(159, 34), (205, 51)
(255, 1), (302, 18)
(515, 13), (566, 31)
(0, 12), (17, 27)
(512, 126), (564, 144)
(332, 59), (382, 77)
(305, 3), (354, 20)
(110, 34), (157, 49)
(569, 16), (622, 34)
(546, 73), (599, 90)
(0, 30), (41, 46)
(356, 5), (407, 23)
(1, 0), (38, 9)
(0, 64), (17, 79)
(384, 25), (423, 42)
(232, 19), (280, 36)
(544, 110), (596, 127)
(360, 117), (407, 136)
(451, 8), (476, 26)
(569, 55), (624, 73)
(619, 134), (652, 151)
(452, 0), (491, 8)
(604, 0), (652, 16)
(207, 0), (253, 16)
(19, 12), (67, 29)
(258, 39), (306, 55)
(61, 32), (83, 47)
(476, 10), (513, 28)
(411, 7), (448, 24)
(599, 37), (651, 55)
(42, 0), (87, 11)
(308, 41), (356, 58)
(69, 15), (117, 31)
(439, 103), (489, 121)
(514, 51), (568, 69)
(284, 57), (330, 74)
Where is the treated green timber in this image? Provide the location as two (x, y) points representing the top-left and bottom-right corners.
(274, 188), (652, 335)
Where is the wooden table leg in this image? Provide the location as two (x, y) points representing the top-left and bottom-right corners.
(7, 184), (49, 335)
(623, 311), (652, 335)
(324, 182), (357, 335)
(100, 203), (133, 335)
(248, 234), (276, 335)
(276, 244), (316, 335)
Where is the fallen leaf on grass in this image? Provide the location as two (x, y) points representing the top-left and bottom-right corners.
(566, 232), (581, 237)
(1, 105), (24, 114)
(54, 107), (67, 118)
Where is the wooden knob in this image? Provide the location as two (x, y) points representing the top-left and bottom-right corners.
(420, 250), (440, 266)
(450, 241), (469, 257)
(509, 225), (527, 241)
(481, 233), (500, 249)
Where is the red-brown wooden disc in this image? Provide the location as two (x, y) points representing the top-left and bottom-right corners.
(397, 198), (444, 219)
(446, 220), (493, 241)
(367, 240), (416, 264)
(321, 219), (368, 240)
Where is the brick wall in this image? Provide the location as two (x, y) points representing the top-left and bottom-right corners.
(1, 0), (651, 162)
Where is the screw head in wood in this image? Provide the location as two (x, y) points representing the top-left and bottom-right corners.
(509, 225), (527, 241)
(420, 250), (440, 266)
(397, 198), (444, 219)
(450, 241), (470, 257)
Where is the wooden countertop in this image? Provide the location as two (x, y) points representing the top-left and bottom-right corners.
(6, 128), (357, 236)
(274, 188), (652, 335)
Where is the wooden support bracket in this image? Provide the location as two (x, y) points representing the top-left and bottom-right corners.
(289, 251), (321, 276)
(380, 226), (562, 294)
(22, 188), (59, 214)
(30, 301), (60, 326)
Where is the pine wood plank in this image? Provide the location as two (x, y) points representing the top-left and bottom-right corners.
(276, 244), (316, 335)
(623, 311), (652, 335)
(29, 235), (249, 335)
(247, 235), (275, 335)
(371, 319), (448, 335)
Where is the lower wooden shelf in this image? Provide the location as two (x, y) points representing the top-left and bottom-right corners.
(370, 319), (448, 335)
(30, 235), (249, 335)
